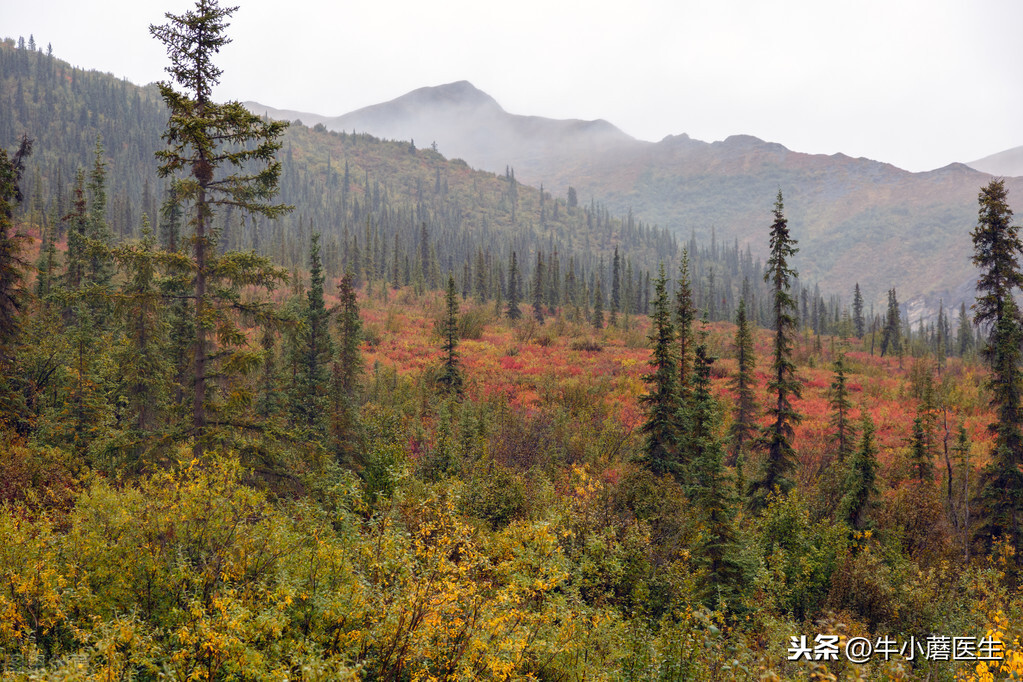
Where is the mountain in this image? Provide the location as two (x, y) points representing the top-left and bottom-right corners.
(248, 81), (638, 183)
(0, 40), (700, 322)
(967, 145), (1023, 178)
(248, 84), (1023, 316)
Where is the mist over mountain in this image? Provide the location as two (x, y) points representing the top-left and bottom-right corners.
(248, 81), (637, 182)
(247, 83), (1023, 317)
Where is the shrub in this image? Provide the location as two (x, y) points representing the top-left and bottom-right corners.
(461, 461), (528, 529)
(569, 339), (602, 352)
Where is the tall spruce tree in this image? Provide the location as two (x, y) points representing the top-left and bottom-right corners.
(970, 178), (1023, 553)
(839, 411), (879, 530)
(86, 136), (115, 296)
(0, 135), (31, 361)
(331, 271), (363, 466)
(506, 250), (522, 320)
(532, 251), (545, 323)
(150, 0), (291, 453)
(728, 298), (757, 466)
(0, 135), (32, 423)
(828, 354), (856, 462)
(438, 274), (463, 396)
(852, 283), (865, 338)
(638, 265), (682, 479)
(290, 232), (333, 440)
(881, 288), (902, 359)
(676, 248), (696, 402)
(957, 301), (974, 357)
(690, 335), (743, 606)
(909, 414), (934, 484)
(750, 190), (801, 510)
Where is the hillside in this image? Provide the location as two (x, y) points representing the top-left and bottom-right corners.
(0, 40), (682, 309)
(249, 83), (1023, 316)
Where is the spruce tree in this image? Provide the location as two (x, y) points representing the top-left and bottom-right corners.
(0, 135), (31, 361)
(828, 354), (856, 462)
(532, 251), (545, 323)
(909, 415), (934, 484)
(881, 288), (902, 359)
(331, 271), (363, 466)
(957, 301), (974, 357)
(638, 265), (681, 479)
(690, 336), (743, 606)
(0, 135), (32, 423)
(839, 412), (879, 530)
(750, 190), (801, 510)
(970, 179), (1023, 552)
(676, 248), (696, 402)
(110, 220), (174, 460)
(86, 136), (115, 295)
(852, 283), (865, 338)
(290, 232), (333, 440)
(150, 0), (291, 453)
(506, 251), (522, 319)
(438, 274), (463, 396)
(62, 171), (88, 293)
(728, 298), (757, 466)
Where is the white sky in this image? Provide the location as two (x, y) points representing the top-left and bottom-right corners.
(5, 0), (1022, 172)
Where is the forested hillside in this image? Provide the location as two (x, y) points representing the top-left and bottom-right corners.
(2, 15), (1023, 682)
(0, 37), (864, 334)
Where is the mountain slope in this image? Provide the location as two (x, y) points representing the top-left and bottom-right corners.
(247, 83), (1023, 314)
(0, 40), (686, 311)
(250, 81), (638, 181)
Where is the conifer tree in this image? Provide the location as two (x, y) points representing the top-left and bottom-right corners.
(62, 170), (88, 293)
(957, 301), (974, 357)
(909, 415), (934, 484)
(438, 274), (463, 396)
(839, 412), (879, 530)
(750, 190), (801, 510)
(110, 219), (175, 460)
(0, 135), (31, 360)
(728, 298), (757, 466)
(676, 249), (696, 401)
(0, 134), (32, 423)
(150, 0), (291, 453)
(86, 136), (115, 294)
(852, 282), (865, 338)
(331, 271), (363, 466)
(638, 265), (681, 479)
(880, 288), (902, 359)
(690, 336), (743, 606)
(828, 354), (856, 462)
(290, 232), (332, 439)
(255, 326), (282, 422)
(532, 251), (545, 323)
(970, 178), (1023, 552)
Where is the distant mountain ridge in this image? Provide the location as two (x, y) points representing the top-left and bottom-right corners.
(246, 83), (1023, 317)
(967, 145), (1023, 178)
(247, 81), (638, 181)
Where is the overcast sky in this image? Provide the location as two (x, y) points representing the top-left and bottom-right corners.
(5, 0), (1021, 172)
